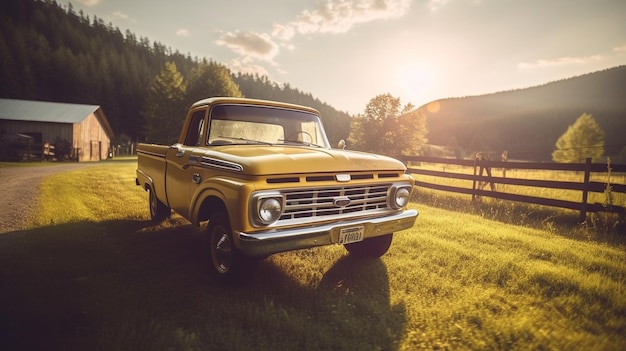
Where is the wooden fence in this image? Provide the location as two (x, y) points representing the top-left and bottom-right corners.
(401, 155), (626, 222)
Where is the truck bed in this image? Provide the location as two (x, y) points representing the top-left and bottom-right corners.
(136, 143), (169, 206)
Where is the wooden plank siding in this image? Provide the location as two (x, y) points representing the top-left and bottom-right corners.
(74, 112), (111, 161)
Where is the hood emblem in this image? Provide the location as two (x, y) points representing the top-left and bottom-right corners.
(333, 196), (351, 208)
(336, 174), (351, 182)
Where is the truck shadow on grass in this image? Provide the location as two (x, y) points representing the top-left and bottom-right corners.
(0, 219), (406, 351)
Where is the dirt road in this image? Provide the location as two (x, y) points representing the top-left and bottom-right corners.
(0, 163), (96, 234)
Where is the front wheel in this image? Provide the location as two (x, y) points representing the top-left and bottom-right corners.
(344, 234), (393, 258)
(207, 212), (254, 283)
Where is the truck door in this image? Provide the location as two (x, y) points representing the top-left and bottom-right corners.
(165, 109), (207, 219)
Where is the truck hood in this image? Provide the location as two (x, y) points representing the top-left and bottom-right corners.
(200, 145), (406, 175)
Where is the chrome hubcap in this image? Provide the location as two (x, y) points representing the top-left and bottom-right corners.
(213, 230), (232, 273)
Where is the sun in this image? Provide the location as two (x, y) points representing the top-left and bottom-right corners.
(394, 63), (436, 104)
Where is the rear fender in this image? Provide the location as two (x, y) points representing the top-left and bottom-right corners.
(136, 169), (155, 193)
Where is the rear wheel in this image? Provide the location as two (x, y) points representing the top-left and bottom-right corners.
(344, 234), (393, 258)
(207, 212), (254, 283)
(148, 187), (170, 222)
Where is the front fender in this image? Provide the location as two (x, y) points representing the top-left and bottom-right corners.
(189, 187), (228, 226)
(189, 177), (255, 231)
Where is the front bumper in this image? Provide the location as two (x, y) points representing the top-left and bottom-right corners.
(237, 209), (418, 257)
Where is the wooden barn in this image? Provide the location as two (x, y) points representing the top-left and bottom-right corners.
(0, 99), (114, 162)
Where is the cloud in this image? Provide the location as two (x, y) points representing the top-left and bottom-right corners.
(176, 29), (190, 37)
(215, 31), (280, 62)
(109, 11), (136, 23)
(112, 11), (129, 20)
(427, 0), (483, 13)
(614, 45), (626, 54)
(519, 44), (626, 70)
(274, 0), (412, 38)
(517, 54), (605, 70)
(76, 0), (100, 6)
(427, 0), (451, 13)
(272, 23), (297, 42)
(227, 58), (272, 77)
(221, 0), (412, 75)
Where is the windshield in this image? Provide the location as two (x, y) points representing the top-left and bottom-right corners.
(207, 104), (330, 148)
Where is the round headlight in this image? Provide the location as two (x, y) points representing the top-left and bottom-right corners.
(258, 198), (282, 223)
(394, 187), (410, 208)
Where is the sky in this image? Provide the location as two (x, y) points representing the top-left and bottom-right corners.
(66, 0), (626, 115)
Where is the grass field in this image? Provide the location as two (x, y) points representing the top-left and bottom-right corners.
(1, 159), (625, 350)
(409, 162), (626, 239)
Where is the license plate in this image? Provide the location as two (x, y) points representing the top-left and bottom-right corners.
(338, 226), (364, 244)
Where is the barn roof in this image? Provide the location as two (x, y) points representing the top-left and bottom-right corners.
(0, 98), (100, 123)
(0, 98), (114, 138)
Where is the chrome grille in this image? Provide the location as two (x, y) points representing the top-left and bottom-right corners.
(279, 184), (391, 221)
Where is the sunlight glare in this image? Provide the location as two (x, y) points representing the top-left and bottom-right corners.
(426, 101), (441, 113)
(395, 63), (436, 104)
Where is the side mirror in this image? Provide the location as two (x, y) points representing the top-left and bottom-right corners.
(338, 139), (346, 149)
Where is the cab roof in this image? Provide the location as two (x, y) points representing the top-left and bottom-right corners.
(190, 97), (320, 115)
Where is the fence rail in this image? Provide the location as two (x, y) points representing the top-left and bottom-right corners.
(401, 156), (626, 222)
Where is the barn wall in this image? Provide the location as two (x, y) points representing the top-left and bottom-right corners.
(0, 120), (73, 144)
(75, 112), (111, 162)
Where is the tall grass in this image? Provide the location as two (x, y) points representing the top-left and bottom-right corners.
(0, 159), (624, 350)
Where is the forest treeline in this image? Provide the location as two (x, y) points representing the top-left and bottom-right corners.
(0, 0), (351, 144)
(3, 0), (624, 162)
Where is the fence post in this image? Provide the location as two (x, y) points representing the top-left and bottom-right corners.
(501, 150), (508, 178)
(579, 157), (591, 222)
(472, 153), (479, 201)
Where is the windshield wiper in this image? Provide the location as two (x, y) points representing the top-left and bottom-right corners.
(217, 136), (274, 146)
(279, 139), (325, 148)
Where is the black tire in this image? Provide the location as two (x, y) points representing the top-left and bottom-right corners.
(148, 187), (170, 222)
(207, 212), (254, 283)
(344, 233), (393, 258)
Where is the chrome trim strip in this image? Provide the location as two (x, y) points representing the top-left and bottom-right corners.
(238, 209), (418, 257)
(201, 156), (244, 172)
(137, 149), (166, 158)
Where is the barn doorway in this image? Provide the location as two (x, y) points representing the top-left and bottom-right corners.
(90, 140), (100, 161)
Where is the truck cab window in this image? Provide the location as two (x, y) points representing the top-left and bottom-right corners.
(184, 110), (206, 146)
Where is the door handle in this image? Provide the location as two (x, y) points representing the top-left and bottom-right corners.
(169, 144), (185, 157)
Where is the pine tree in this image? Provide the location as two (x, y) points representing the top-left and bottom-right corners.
(552, 113), (605, 163)
(185, 62), (242, 105)
(141, 62), (187, 144)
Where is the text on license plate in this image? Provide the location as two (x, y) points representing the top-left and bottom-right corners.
(338, 226), (364, 244)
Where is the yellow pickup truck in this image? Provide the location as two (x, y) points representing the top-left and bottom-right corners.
(136, 97), (418, 281)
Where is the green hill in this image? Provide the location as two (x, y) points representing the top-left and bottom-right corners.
(418, 66), (626, 161)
